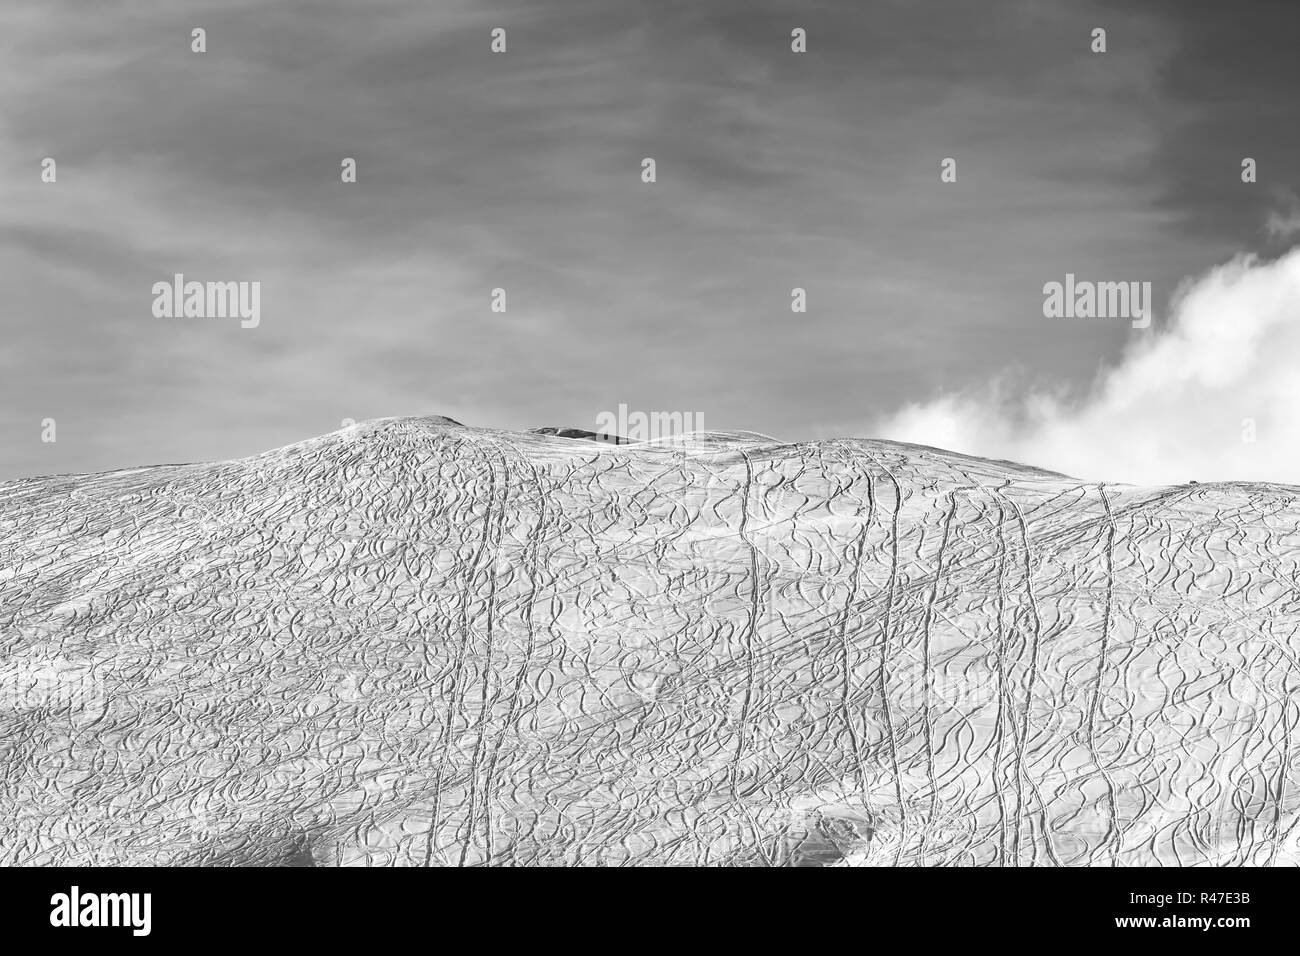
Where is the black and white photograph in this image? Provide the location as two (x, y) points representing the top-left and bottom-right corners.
(0, 0), (1292, 940)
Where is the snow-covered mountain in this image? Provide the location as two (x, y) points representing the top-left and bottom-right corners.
(2, 416), (1297, 865)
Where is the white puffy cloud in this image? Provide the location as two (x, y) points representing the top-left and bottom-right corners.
(877, 248), (1300, 486)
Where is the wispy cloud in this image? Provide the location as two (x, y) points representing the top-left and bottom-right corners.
(1265, 193), (1300, 240)
(2, 0), (1294, 480)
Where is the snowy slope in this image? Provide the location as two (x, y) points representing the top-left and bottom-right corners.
(2, 415), (1298, 866)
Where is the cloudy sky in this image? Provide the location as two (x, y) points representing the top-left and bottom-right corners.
(3, 0), (1298, 483)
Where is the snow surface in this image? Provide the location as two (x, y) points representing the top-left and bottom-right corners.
(2, 416), (1298, 865)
